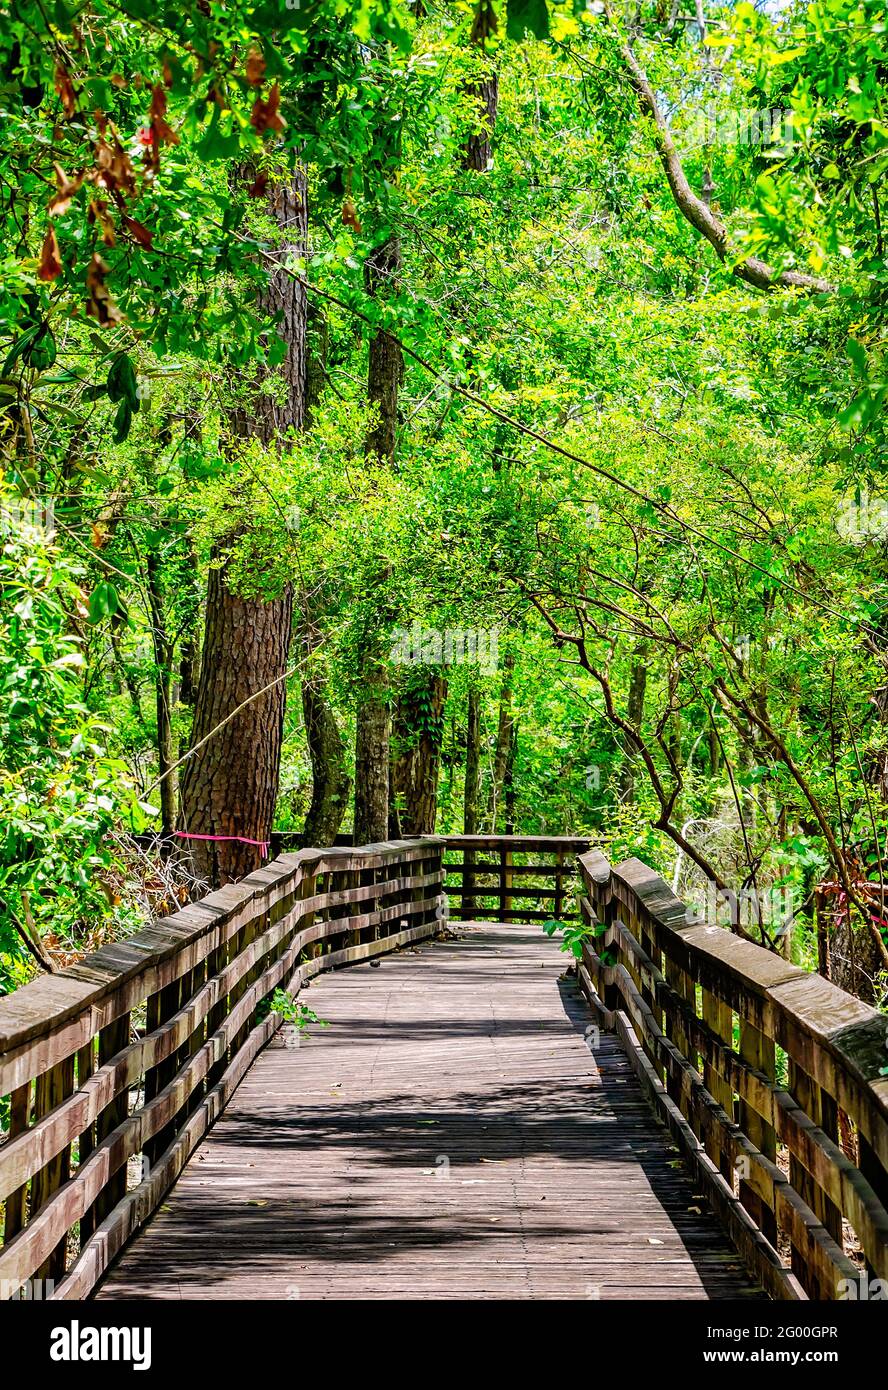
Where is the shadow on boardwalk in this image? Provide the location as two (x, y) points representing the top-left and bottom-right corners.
(98, 925), (763, 1301)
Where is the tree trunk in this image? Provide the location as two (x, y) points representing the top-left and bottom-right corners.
(145, 549), (177, 838)
(462, 1), (498, 173)
(464, 686), (482, 833)
(462, 685), (482, 915)
(487, 646), (515, 832)
(180, 574), (294, 883)
(354, 664), (391, 845)
(353, 234), (404, 843)
(180, 171), (307, 886)
(301, 620), (351, 846)
(391, 673), (448, 834)
(619, 642), (648, 803)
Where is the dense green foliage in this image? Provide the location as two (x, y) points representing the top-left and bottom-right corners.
(3, 0), (888, 1006)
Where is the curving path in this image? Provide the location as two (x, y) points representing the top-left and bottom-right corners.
(97, 922), (762, 1301)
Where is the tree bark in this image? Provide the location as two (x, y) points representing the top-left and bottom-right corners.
(391, 672), (448, 834)
(180, 171), (307, 886)
(145, 549), (177, 838)
(301, 619), (351, 846)
(463, 2), (498, 173)
(619, 642), (648, 803)
(487, 646), (516, 832)
(180, 572), (294, 883)
(353, 234), (404, 843)
(462, 685), (483, 915)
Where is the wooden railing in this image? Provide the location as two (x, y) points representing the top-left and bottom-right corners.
(4, 831), (886, 1304)
(577, 850), (888, 1301)
(440, 835), (589, 922)
(0, 839), (445, 1301)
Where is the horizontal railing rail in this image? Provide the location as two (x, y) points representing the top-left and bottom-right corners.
(577, 850), (888, 1301)
(440, 835), (589, 923)
(0, 838), (445, 1301)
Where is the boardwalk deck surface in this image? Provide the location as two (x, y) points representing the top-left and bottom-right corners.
(98, 923), (762, 1301)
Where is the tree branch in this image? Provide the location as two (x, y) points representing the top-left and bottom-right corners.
(606, 5), (835, 295)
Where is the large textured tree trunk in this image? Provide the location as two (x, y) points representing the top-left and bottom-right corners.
(180, 576), (294, 883)
(391, 673), (448, 834)
(180, 172), (307, 886)
(354, 234), (403, 844)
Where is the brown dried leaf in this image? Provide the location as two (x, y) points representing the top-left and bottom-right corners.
(149, 84), (179, 145)
(247, 170), (270, 199)
(341, 197), (362, 233)
(49, 162), (86, 217)
(123, 216), (153, 248)
(245, 47), (266, 87)
(38, 227), (63, 282)
(87, 198), (117, 247)
(250, 83), (286, 135)
(85, 253), (123, 325)
(94, 136), (137, 199)
(54, 61), (78, 118)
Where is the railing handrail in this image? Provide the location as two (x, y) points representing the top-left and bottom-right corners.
(576, 847), (888, 1301)
(0, 838), (440, 1072)
(0, 837), (446, 1300)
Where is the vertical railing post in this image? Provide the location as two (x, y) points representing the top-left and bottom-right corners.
(737, 1012), (778, 1247)
(701, 986), (734, 1180)
(92, 1013), (131, 1226)
(31, 1055), (75, 1283)
(3, 1083), (30, 1246)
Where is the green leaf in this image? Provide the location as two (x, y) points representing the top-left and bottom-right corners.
(113, 397), (133, 443)
(507, 0), (550, 41)
(88, 581), (120, 624)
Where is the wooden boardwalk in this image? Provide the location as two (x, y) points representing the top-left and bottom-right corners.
(97, 922), (762, 1301)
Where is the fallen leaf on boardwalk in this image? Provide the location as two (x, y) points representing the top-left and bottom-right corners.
(688, 1205), (702, 1214)
(647, 1237), (664, 1245)
(247, 1199), (268, 1207)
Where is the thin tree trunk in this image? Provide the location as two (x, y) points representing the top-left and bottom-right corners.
(354, 234), (403, 844)
(462, 685), (482, 915)
(145, 550), (177, 838)
(463, 1), (498, 173)
(301, 620), (351, 846)
(619, 642), (648, 803)
(487, 646), (515, 832)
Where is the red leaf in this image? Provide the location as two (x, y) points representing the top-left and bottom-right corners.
(123, 216), (153, 248)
